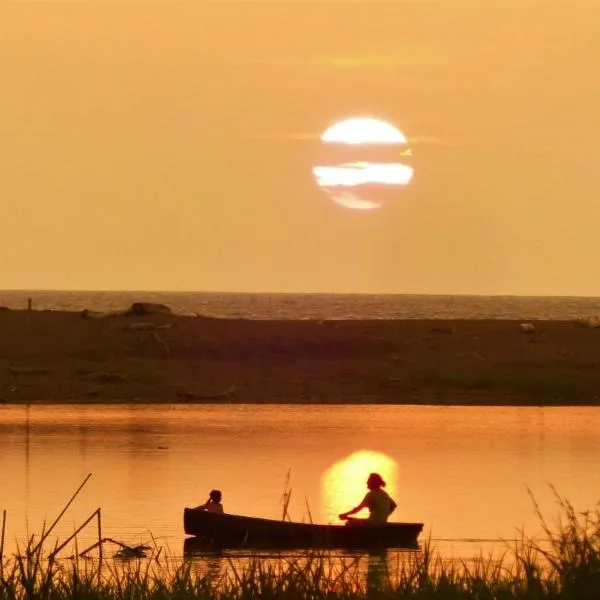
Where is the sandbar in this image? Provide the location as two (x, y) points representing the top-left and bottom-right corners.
(0, 309), (599, 405)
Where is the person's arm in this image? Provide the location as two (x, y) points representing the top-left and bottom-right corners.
(194, 497), (211, 510)
(339, 494), (369, 520)
(388, 498), (397, 516)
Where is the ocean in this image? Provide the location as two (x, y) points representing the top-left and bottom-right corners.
(1, 290), (600, 321)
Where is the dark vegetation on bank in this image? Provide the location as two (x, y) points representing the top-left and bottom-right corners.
(2, 494), (600, 600)
(1, 307), (600, 404)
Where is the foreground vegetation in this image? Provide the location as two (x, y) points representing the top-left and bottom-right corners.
(2, 496), (600, 599)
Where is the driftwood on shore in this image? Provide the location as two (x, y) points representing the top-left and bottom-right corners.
(124, 322), (173, 332)
(81, 309), (128, 319)
(151, 332), (171, 356)
(177, 385), (236, 401)
(9, 366), (50, 375)
(78, 371), (128, 383)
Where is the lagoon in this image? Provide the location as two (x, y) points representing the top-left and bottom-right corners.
(1, 404), (599, 559)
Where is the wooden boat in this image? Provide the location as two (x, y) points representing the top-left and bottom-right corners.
(183, 508), (423, 550)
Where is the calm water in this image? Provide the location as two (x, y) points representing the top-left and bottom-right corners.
(2, 289), (600, 320)
(1, 404), (600, 560)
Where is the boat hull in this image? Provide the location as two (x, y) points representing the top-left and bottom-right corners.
(183, 508), (423, 550)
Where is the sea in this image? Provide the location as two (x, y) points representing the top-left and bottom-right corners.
(1, 290), (600, 320)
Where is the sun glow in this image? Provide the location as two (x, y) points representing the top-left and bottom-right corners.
(321, 118), (407, 145)
(321, 450), (399, 523)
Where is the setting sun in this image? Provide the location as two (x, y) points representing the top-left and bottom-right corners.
(321, 118), (407, 145)
(313, 117), (414, 210)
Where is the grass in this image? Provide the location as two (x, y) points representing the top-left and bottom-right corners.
(2, 493), (600, 599)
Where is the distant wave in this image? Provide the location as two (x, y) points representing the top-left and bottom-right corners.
(1, 290), (600, 321)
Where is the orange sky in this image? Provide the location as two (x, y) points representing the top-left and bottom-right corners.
(1, 1), (599, 294)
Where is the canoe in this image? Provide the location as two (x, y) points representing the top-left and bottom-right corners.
(183, 508), (423, 549)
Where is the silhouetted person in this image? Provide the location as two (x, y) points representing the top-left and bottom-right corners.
(338, 473), (397, 524)
(196, 489), (224, 513)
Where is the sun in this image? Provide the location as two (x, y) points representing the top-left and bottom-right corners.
(321, 117), (407, 145)
(313, 116), (414, 210)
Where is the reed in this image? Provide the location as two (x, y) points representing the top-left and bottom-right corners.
(280, 469), (292, 522)
(1, 492), (600, 600)
(0, 509), (6, 562)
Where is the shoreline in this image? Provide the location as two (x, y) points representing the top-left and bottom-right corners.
(1, 308), (600, 406)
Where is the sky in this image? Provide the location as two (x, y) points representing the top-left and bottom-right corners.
(1, 1), (599, 295)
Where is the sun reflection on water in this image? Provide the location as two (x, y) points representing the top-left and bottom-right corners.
(321, 450), (399, 524)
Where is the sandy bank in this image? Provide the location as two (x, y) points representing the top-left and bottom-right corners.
(0, 309), (599, 405)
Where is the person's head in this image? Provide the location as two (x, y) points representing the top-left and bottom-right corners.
(209, 489), (222, 503)
(367, 473), (386, 490)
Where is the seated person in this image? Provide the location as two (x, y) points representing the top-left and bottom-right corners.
(338, 473), (397, 524)
(195, 489), (224, 513)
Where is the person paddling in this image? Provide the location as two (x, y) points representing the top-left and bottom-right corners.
(338, 473), (397, 524)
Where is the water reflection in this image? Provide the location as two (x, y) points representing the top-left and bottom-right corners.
(366, 549), (390, 595)
(2, 404), (600, 560)
(322, 450), (399, 523)
(25, 404), (30, 500)
(181, 546), (409, 596)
